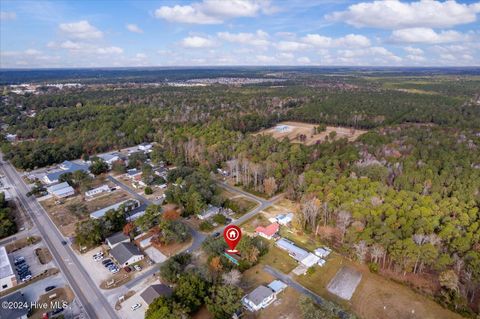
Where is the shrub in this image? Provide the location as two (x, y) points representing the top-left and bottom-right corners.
(144, 186), (153, 195)
(199, 221), (214, 232)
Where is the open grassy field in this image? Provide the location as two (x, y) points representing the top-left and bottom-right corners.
(295, 251), (464, 319)
(261, 245), (299, 274)
(255, 121), (367, 145)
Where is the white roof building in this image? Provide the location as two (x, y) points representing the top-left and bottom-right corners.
(85, 184), (111, 198)
(301, 253), (320, 268)
(90, 199), (140, 219)
(46, 182), (75, 198)
(0, 246), (16, 292)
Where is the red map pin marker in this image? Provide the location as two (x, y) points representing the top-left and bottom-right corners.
(223, 224), (242, 254)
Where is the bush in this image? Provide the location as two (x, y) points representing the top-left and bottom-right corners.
(368, 262), (379, 273)
(199, 221), (214, 232)
(212, 214), (227, 225)
(144, 186), (153, 195)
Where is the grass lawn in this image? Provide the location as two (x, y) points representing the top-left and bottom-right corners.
(279, 227), (322, 252)
(296, 253), (464, 319)
(260, 245), (298, 274)
(230, 196), (258, 218)
(240, 213), (269, 234)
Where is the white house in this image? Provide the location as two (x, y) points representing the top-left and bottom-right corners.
(90, 199), (140, 219)
(0, 246), (17, 292)
(197, 205), (220, 220)
(138, 143), (153, 152)
(109, 242), (144, 267)
(85, 184), (111, 198)
(242, 285), (276, 312)
(275, 213), (294, 226)
(301, 253), (320, 268)
(106, 232), (130, 249)
(46, 182), (75, 198)
(314, 247), (332, 259)
(97, 153), (120, 167)
(267, 280), (287, 294)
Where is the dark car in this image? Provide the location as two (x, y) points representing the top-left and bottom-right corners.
(45, 286), (56, 292)
(16, 265), (29, 272)
(61, 240), (68, 245)
(102, 259), (112, 265)
(50, 308), (64, 315)
(124, 266), (132, 273)
(14, 259), (25, 266)
(104, 262), (114, 268)
(213, 232), (221, 238)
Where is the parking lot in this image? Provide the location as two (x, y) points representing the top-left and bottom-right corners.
(9, 242), (55, 282)
(75, 247), (113, 285)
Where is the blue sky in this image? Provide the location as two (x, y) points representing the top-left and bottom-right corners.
(1, 0), (479, 68)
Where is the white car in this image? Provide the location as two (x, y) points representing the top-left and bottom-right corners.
(22, 275), (32, 282)
(110, 268), (119, 274)
(131, 303), (141, 311)
(93, 255), (104, 261)
(134, 265), (142, 271)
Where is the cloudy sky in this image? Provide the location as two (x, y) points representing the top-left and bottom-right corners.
(1, 0), (479, 68)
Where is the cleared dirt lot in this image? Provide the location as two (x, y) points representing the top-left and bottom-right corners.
(40, 188), (130, 237)
(327, 266), (362, 300)
(255, 121), (367, 145)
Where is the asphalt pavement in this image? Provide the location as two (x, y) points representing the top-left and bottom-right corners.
(0, 154), (119, 319)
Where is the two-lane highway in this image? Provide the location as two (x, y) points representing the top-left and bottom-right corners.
(0, 154), (119, 319)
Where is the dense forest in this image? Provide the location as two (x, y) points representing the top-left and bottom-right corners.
(1, 69), (480, 316)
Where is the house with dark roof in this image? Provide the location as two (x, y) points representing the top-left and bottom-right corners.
(140, 284), (173, 305)
(106, 232), (130, 249)
(43, 160), (90, 184)
(242, 285), (276, 312)
(109, 242), (144, 267)
(0, 291), (29, 318)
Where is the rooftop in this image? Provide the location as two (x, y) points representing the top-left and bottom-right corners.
(106, 232), (129, 246)
(268, 280), (287, 293)
(0, 246), (13, 279)
(245, 285), (274, 306)
(90, 199), (139, 219)
(276, 238), (309, 262)
(140, 284), (173, 305)
(0, 291), (29, 319)
(109, 242), (142, 265)
(255, 223), (279, 237)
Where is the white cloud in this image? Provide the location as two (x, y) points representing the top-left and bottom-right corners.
(217, 30), (269, 47)
(181, 36), (216, 48)
(338, 46), (402, 64)
(126, 24), (143, 34)
(59, 20), (103, 39)
(24, 49), (42, 56)
(96, 47), (123, 54)
(60, 40), (84, 50)
(256, 55), (276, 63)
(297, 56), (311, 64)
(276, 41), (309, 52)
(406, 54), (426, 62)
(0, 11), (16, 20)
(155, 0), (273, 24)
(135, 53), (147, 59)
(404, 46), (424, 55)
(391, 28), (467, 44)
(328, 0), (480, 29)
(302, 33), (370, 48)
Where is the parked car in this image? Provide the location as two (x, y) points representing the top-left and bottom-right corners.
(101, 259), (112, 265)
(131, 303), (141, 311)
(93, 255), (104, 261)
(16, 265), (29, 272)
(14, 257), (25, 265)
(124, 266), (132, 273)
(50, 307), (64, 315)
(213, 232), (221, 238)
(110, 268), (119, 274)
(21, 275), (32, 282)
(61, 240), (67, 245)
(45, 286), (56, 292)
(133, 265), (142, 271)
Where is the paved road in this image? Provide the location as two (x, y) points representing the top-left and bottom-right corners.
(106, 175), (152, 205)
(264, 265), (327, 306)
(217, 182), (283, 227)
(0, 155), (119, 319)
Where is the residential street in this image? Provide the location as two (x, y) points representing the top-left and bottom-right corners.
(0, 153), (119, 319)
